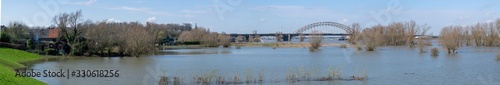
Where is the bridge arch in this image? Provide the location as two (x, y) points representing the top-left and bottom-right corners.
(294, 21), (352, 34)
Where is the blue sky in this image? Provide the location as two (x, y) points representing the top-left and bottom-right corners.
(2, 0), (500, 34)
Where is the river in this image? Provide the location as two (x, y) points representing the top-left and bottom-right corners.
(29, 41), (500, 85)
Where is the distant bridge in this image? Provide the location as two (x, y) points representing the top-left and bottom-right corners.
(230, 21), (353, 41)
(229, 33), (349, 41)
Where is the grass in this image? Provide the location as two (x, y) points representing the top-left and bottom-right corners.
(0, 48), (46, 85)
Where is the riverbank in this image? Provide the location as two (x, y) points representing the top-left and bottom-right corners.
(0, 48), (46, 85)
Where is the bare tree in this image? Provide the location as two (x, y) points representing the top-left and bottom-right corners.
(299, 33), (305, 42)
(417, 24), (431, 53)
(253, 35), (261, 43)
(309, 31), (322, 51)
(178, 31), (194, 42)
(125, 22), (153, 57)
(405, 21), (417, 47)
(202, 32), (219, 47)
(348, 23), (361, 44)
(362, 25), (384, 51)
(438, 26), (462, 54)
(471, 23), (484, 46)
(219, 32), (231, 47)
(275, 32), (283, 42)
(53, 10), (86, 56)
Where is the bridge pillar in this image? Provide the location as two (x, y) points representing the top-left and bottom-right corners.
(282, 34), (290, 41)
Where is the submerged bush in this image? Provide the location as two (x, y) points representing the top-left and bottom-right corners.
(431, 47), (439, 57)
(339, 44), (347, 48)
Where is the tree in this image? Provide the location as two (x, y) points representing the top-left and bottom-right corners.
(417, 24), (431, 53)
(275, 32), (283, 42)
(53, 10), (86, 56)
(253, 35), (261, 43)
(361, 25), (384, 51)
(219, 32), (231, 47)
(178, 31), (194, 42)
(5, 21), (30, 42)
(202, 32), (219, 47)
(438, 26), (462, 54)
(470, 23), (484, 46)
(85, 21), (112, 55)
(405, 20), (417, 47)
(348, 23), (361, 44)
(309, 31), (322, 51)
(125, 22), (154, 57)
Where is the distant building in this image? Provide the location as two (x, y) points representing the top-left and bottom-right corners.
(47, 27), (59, 38)
(29, 27), (59, 42)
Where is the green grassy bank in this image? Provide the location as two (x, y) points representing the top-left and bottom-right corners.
(0, 48), (46, 85)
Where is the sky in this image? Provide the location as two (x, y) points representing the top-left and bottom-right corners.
(1, 0), (500, 34)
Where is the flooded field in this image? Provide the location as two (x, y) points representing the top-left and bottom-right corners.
(30, 41), (500, 85)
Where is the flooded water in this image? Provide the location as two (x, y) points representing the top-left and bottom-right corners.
(30, 41), (500, 85)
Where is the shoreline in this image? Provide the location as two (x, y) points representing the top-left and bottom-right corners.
(0, 48), (49, 85)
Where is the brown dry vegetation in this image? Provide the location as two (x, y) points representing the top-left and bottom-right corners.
(361, 25), (384, 51)
(219, 33), (231, 48)
(438, 26), (462, 54)
(358, 21), (430, 51)
(436, 18), (500, 54)
(309, 31), (323, 51)
(178, 28), (229, 47)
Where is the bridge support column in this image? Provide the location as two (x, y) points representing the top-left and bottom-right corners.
(282, 34), (289, 42)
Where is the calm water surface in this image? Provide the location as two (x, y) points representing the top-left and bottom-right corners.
(30, 42), (500, 85)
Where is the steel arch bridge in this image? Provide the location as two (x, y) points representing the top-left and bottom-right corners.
(294, 21), (352, 34)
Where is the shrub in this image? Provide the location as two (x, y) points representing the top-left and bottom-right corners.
(219, 33), (231, 48)
(361, 25), (384, 51)
(339, 44), (347, 48)
(309, 31), (322, 51)
(431, 47), (439, 57)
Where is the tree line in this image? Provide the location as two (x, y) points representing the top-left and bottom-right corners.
(349, 21), (431, 51)
(439, 19), (500, 53)
(0, 10), (199, 57)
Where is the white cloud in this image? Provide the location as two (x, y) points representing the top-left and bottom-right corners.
(106, 18), (121, 23)
(110, 6), (174, 16)
(146, 16), (157, 22)
(64, 0), (97, 6)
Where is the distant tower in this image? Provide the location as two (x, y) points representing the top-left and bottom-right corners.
(252, 30), (257, 34)
(194, 23), (198, 29)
